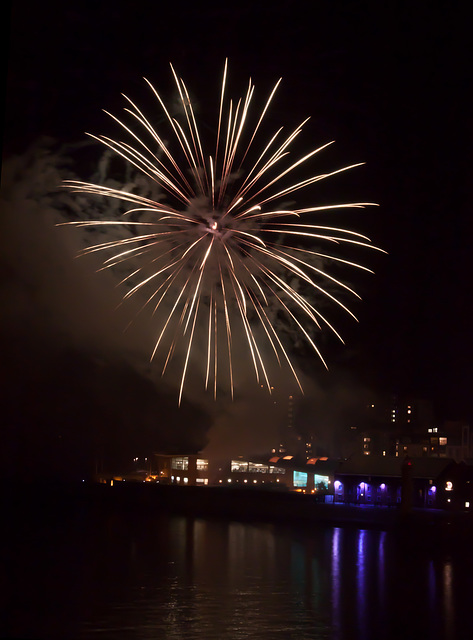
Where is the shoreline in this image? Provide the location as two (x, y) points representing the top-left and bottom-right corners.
(4, 481), (473, 538)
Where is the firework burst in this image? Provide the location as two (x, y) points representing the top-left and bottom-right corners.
(62, 61), (382, 404)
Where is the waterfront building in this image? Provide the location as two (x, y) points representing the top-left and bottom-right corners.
(333, 455), (457, 508)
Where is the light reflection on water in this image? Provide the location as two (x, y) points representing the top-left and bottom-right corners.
(4, 510), (473, 639)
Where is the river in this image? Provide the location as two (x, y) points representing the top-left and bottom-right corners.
(3, 497), (472, 639)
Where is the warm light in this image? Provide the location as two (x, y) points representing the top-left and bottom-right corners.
(253, 479), (257, 484)
(465, 502), (470, 509)
(227, 478), (232, 483)
(445, 481), (453, 491)
(244, 479), (248, 483)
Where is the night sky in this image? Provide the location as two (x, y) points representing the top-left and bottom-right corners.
(2, 1), (472, 476)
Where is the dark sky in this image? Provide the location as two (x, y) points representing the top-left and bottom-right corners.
(2, 1), (472, 474)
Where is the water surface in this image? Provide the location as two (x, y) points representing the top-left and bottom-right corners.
(3, 504), (472, 639)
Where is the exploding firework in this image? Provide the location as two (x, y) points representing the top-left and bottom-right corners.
(62, 61), (382, 404)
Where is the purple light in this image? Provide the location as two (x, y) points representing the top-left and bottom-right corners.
(334, 480), (341, 490)
(430, 485), (437, 494)
(359, 482), (365, 489)
(380, 483), (386, 490)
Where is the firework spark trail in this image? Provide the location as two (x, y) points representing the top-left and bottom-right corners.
(61, 61), (384, 404)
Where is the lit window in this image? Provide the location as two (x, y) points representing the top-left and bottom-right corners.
(249, 462), (268, 473)
(172, 457), (189, 471)
(293, 471), (308, 487)
(465, 502), (470, 509)
(197, 459), (208, 471)
(231, 460), (249, 472)
(183, 477), (188, 484)
(439, 437), (447, 446)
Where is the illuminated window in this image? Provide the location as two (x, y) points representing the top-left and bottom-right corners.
(172, 457), (189, 471)
(269, 466), (285, 474)
(293, 471), (308, 487)
(249, 462), (268, 473)
(231, 460), (248, 472)
(439, 437), (447, 446)
(196, 459), (208, 471)
(313, 473), (329, 490)
(183, 477), (188, 484)
(364, 437), (371, 442)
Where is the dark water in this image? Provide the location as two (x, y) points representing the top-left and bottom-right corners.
(3, 503), (473, 640)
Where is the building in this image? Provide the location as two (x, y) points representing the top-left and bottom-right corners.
(215, 454), (338, 497)
(333, 454), (458, 508)
(152, 454), (210, 485)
